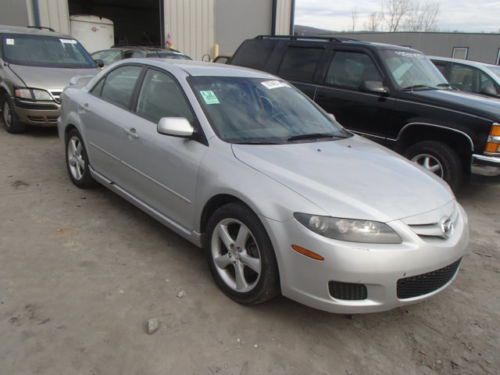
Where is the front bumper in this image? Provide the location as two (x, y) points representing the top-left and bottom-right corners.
(471, 154), (500, 176)
(14, 99), (60, 127)
(265, 203), (469, 314)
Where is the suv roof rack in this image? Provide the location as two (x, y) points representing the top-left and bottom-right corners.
(255, 35), (357, 43)
(27, 25), (55, 32)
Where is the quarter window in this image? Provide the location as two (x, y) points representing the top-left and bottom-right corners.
(326, 51), (382, 90)
(449, 64), (477, 92)
(136, 69), (194, 124)
(278, 47), (323, 83)
(100, 65), (142, 108)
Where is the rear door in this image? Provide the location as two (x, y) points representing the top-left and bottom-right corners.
(314, 49), (399, 139)
(83, 64), (143, 185)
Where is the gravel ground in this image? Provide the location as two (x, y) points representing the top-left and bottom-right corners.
(0, 126), (498, 375)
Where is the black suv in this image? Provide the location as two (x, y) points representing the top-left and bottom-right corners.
(229, 35), (500, 190)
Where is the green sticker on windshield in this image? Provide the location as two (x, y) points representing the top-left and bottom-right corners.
(200, 90), (220, 105)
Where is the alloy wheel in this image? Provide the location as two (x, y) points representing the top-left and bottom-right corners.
(67, 136), (86, 181)
(211, 218), (262, 293)
(411, 153), (444, 177)
(2, 101), (12, 129)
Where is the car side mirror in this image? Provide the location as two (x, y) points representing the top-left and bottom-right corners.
(157, 117), (194, 138)
(327, 113), (336, 121)
(94, 59), (104, 68)
(361, 80), (389, 94)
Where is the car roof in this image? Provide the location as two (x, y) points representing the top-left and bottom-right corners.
(110, 46), (180, 52)
(121, 58), (276, 78)
(430, 55), (498, 69)
(0, 24), (72, 38)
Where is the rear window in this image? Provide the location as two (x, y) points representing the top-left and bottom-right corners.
(278, 47), (323, 83)
(231, 40), (275, 70)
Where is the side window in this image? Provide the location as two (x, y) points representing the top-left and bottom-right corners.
(449, 64), (477, 92)
(101, 65), (142, 108)
(433, 61), (448, 77)
(231, 40), (275, 70)
(136, 69), (194, 124)
(326, 51), (382, 90)
(278, 47), (323, 83)
(90, 78), (105, 97)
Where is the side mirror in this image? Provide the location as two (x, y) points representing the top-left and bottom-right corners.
(157, 117), (194, 138)
(94, 59), (104, 68)
(327, 113), (336, 121)
(361, 80), (389, 94)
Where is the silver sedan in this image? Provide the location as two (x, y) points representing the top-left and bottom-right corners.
(58, 59), (469, 313)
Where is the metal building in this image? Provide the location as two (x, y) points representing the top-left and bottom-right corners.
(0, 0), (295, 59)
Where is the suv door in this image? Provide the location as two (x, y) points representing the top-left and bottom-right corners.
(314, 49), (399, 139)
(83, 64), (143, 185)
(120, 68), (209, 230)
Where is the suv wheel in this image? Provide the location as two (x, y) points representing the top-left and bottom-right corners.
(1, 95), (26, 133)
(206, 203), (280, 305)
(65, 128), (96, 189)
(405, 140), (463, 191)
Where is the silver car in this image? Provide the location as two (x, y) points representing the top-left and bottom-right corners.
(58, 59), (469, 313)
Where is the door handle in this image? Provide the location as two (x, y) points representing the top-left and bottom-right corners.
(125, 127), (139, 139)
(78, 103), (90, 112)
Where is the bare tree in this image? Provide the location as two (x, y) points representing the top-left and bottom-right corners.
(364, 11), (383, 31)
(383, 0), (412, 31)
(404, 1), (440, 31)
(351, 8), (359, 31)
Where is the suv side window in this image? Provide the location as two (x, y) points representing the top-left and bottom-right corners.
(278, 47), (323, 83)
(100, 65), (142, 108)
(136, 69), (194, 124)
(231, 40), (275, 70)
(326, 51), (382, 90)
(449, 63), (477, 92)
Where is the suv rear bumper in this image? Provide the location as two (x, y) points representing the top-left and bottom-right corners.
(472, 154), (500, 176)
(14, 99), (60, 127)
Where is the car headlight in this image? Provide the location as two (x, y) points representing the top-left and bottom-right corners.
(294, 213), (402, 244)
(14, 88), (53, 101)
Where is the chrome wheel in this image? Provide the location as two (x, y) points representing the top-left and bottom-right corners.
(211, 218), (262, 293)
(2, 101), (12, 129)
(67, 136), (86, 181)
(411, 153), (444, 177)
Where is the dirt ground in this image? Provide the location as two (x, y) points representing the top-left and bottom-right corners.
(0, 126), (498, 375)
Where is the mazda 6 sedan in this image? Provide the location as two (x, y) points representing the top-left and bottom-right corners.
(58, 59), (469, 313)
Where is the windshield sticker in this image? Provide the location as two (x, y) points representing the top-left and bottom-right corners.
(261, 80), (289, 90)
(394, 51), (422, 58)
(60, 39), (77, 44)
(6, 38), (14, 45)
(200, 90), (220, 105)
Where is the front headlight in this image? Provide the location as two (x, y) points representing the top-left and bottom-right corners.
(14, 88), (53, 101)
(294, 213), (402, 244)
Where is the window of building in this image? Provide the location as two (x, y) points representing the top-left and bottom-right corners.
(496, 48), (500, 65)
(452, 47), (469, 60)
(101, 65), (142, 109)
(278, 47), (323, 83)
(325, 51), (382, 90)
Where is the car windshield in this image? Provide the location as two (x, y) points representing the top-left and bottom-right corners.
(382, 49), (448, 90)
(1, 34), (96, 68)
(189, 76), (350, 144)
(92, 49), (122, 65)
(489, 66), (500, 80)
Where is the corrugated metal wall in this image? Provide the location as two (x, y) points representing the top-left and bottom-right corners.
(36, 0), (71, 34)
(165, 0), (215, 61)
(274, 0), (292, 35)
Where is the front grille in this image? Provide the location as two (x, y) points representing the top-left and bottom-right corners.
(397, 259), (461, 299)
(329, 281), (367, 300)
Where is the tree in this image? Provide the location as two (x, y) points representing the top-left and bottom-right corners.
(404, 1), (440, 31)
(351, 8), (359, 31)
(383, 0), (412, 31)
(364, 11), (383, 31)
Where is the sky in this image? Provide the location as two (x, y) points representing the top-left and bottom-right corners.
(295, 0), (500, 33)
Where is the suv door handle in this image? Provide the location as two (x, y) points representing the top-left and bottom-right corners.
(125, 127), (139, 139)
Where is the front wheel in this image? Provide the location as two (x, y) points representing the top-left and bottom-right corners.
(65, 128), (96, 189)
(206, 203), (280, 305)
(1, 95), (26, 133)
(405, 140), (463, 191)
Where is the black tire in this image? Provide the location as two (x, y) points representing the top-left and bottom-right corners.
(65, 128), (96, 189)
(405, 140), (463, 191)
(206, 203), (280, 305)
(1, 94), (26, 133)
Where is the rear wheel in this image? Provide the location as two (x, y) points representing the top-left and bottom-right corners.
(1, 95), (26, 133)
(405, 140), (463, 191)
(206, 203), (280, 305)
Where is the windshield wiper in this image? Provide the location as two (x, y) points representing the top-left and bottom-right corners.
(287, 133), (343, 142)
(402, 84), (436, 91)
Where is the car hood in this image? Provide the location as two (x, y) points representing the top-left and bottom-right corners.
(407, 89), (500, 121)
(232, 135), (453, 222)
(8, 64), (99, 92)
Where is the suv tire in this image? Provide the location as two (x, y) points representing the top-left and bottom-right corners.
(405, 140), (463, 191)
(1, 95), (26, 133)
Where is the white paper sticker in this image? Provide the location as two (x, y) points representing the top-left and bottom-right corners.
(261, 80), (289, 90)
(6, 38), (15, 45)
(60, 39), (77, 44)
